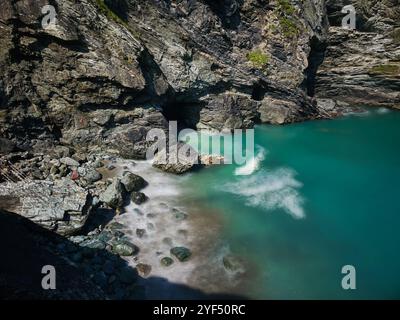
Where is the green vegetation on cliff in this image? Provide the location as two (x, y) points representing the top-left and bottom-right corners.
(246, 50), (269, 69)
(275, 0), (300, 38)
(93, 0), (128, 26)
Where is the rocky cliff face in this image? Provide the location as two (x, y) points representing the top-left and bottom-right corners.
(0, 0), (329, 158)
(0, 0), (398, 159)
(315, 0), (400, 109)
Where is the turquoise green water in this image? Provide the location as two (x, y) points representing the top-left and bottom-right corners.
(182, 108), (400, 299)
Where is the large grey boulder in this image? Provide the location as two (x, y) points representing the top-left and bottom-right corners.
(0, 178), (92, 236)
(152, 143), (199, 174)
(99, 178), (125, 209)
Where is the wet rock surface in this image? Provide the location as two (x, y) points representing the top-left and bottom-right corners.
(170, 247), (192, 262)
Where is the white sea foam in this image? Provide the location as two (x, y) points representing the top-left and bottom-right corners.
(223, 168), (305, 219)
(113, 160), (197, 287)
(234, 146), (267, 176)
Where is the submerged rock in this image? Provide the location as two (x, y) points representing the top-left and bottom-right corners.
(133, 208), (144, 215)
(222, 254), (244, 273)
(147, 223), (155, 231)
(121, 172), (146, 192)
(170, 247), (192, 262)
(162, 237), (173, 247)
(171, 208), (188, 221)
(131, 192), (148, 205)
(160, 257), (174, 267)
(136, 228), (146, 239)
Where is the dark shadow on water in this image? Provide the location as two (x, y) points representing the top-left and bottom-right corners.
(0, 209), (247, 300)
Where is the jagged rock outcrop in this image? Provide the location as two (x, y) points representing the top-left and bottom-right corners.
(0, 178), (92, 235)
(0, 0), (168, 158)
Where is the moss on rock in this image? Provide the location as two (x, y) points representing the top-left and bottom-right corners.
(246, 50), (269, 68)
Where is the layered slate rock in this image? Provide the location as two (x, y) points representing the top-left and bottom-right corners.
(0, 0), (168, 158)
(0, 178), (92, 236)
(0, 0), (330, 160)
(315, 0), (400, 109)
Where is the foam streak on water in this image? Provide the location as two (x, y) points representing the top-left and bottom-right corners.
(223, 168), (305, 219)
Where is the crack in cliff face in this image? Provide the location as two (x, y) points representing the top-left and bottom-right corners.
(136, 47), (172, 105)
(302, 36), (327, 97)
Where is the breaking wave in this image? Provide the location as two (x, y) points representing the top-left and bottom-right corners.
(234, 146), (267, 176)
(223, 168), (305, 219)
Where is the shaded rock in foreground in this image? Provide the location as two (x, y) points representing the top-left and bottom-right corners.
(0, 209), (106, 299)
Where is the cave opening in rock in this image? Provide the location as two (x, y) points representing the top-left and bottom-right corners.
(251, 82), (267, 101)
(162, 99), (203, 131)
